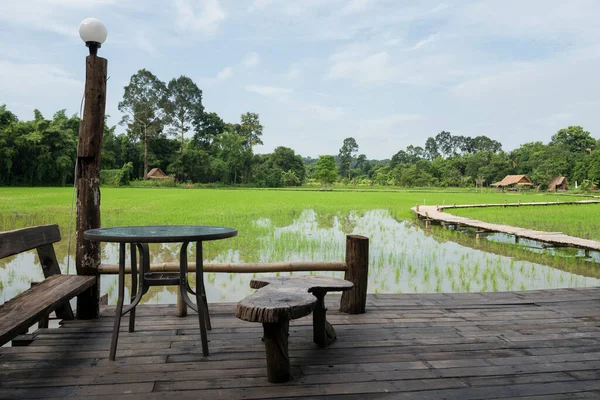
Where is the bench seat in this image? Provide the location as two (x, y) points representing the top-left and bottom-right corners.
(0, 275), (95, 346)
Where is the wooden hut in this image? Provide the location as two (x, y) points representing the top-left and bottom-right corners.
(548, 176), (568, 191)
(147, 168), (169, 179)
(491, 175), (534, 189)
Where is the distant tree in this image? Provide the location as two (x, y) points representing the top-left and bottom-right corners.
(192, 111), (225, 150)
(214, 132), (247, 184)
(435, 131), (453, 158)
(338, 137), (358, 179)
(270, 146), (306, 184)
(471, 135), (502, 153)
(118, 69), (169, 179)
(165, 76), (204, 154)
(551, 126), (596, 154)
(424, 137), (439, 160)
(313, 155), (338, 185)
(234, 112), (263, 150)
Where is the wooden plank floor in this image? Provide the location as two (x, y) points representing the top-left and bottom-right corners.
(413, 204), (600, 252)
(1, 289), (600, 399)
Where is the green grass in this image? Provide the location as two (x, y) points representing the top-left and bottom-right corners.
(0, 186), (582, 230)
(450, 203), (600, 241)
(0, 186), (584, 262)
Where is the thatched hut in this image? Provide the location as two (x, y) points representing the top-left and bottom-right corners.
(548, 176), (568, 191)
(147, 168), (169, 179)
(491, 175), (534, 188)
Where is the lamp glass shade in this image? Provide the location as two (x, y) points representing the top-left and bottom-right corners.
(79, 18), (107, 44)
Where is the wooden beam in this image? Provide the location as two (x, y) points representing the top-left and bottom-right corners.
(75, 55), (107, 320)
(98, 261), (347, 274)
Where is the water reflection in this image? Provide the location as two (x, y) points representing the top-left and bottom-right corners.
(1, 209), (599, 305)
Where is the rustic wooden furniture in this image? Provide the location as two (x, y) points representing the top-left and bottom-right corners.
(83, 225), (237, 360)
(236, 275), (353, 383)
(0, 225), (95, 346)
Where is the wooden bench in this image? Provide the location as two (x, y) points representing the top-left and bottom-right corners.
(236, 275), (353, 383)
(0, 225), (96, 346)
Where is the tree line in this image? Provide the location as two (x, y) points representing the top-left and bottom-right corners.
(1, 69), (599, 189)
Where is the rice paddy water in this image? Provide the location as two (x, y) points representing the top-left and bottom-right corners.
(1, 187), (599, 304)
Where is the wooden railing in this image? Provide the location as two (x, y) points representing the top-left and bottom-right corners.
(97, 235), (370, 314)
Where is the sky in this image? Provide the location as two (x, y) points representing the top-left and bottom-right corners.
(1, 0), (599, 159)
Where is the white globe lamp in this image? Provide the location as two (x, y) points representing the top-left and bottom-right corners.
(79, 18), (107, 56)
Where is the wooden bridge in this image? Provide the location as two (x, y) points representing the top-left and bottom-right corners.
(413, 201), (600, 255)
(2, 289), (600, 399)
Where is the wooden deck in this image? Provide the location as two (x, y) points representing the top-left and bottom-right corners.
(413, 204), (600, 252)
(2, 290), (600, 399)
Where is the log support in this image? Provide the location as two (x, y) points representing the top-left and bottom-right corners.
(313, 290), (336, 348)
(340, 235), (369, 314)
(262, 319), (291, 383)
(76, 55), (107, 320)
(585, 249), (591, 258)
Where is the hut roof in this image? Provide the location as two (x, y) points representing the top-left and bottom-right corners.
(548, 176), (567, 188)
(491, 175), (534, 187)
(147, 168), (169, 179)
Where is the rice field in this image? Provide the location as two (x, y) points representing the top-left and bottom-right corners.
(0, 187), (598, 304)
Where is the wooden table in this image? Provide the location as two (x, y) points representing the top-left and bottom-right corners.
(84, 225), (237, 360)
(236, 275), (353, 382)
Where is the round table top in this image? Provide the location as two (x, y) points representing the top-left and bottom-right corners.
(83, 225), (237, 243)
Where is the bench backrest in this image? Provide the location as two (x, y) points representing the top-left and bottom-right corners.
(0, 224), (75, 321)
(0, 225), (61, 259)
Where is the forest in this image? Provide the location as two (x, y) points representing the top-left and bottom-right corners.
(1, 70), (599, 189)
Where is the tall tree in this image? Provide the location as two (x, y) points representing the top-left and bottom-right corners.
(118, 69), (169, 179)
(338, 137), (358, 179)
(236, 112), (263, 150)
(193, 111), (225, 150)
(313, 155), (338, 185)
(435, 131), (453, 158)
(165, 76), (204, 154)
(424, 137), (439, 160)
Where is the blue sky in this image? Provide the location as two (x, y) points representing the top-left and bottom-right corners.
(1, 0), (599, 159)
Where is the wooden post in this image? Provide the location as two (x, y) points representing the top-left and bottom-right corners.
(76, 55), (107, 320)
(263, 320), (291, 383)
(340, 235), (369, 314)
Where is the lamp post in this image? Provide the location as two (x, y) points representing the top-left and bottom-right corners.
(75, 18), (108, 319)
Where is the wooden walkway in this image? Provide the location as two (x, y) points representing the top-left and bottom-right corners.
(413, 203), (600, 252)
(2, 290), (600, 399)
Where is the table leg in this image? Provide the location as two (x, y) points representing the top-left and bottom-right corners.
(313, 290), (337, 348)
(128, 243), (137, 333)
(110, 243), (126, 361)
(263, 319), (291, 383)
(180, 241), (209, 356)
(196, 242), (211, 331)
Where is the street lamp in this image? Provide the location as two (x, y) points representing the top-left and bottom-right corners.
(79, 18), (107, 56)
(76, 18), (108, 320)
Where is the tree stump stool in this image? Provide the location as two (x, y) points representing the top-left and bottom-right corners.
(236, 276), (353, 383)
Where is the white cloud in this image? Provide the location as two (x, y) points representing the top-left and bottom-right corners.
(173, 0), (225, 34)
(0, 59), (83, 119)
(216, 66), (233, 81)
(297, 102), (345, 121)
(248, 0), (277, 12)
(286, 67), (300, 79)
(245, 84), (292, 99)
(342, 0), (374, 15)
(407, 33), (439, 51)
(241, 52), (261, 68)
